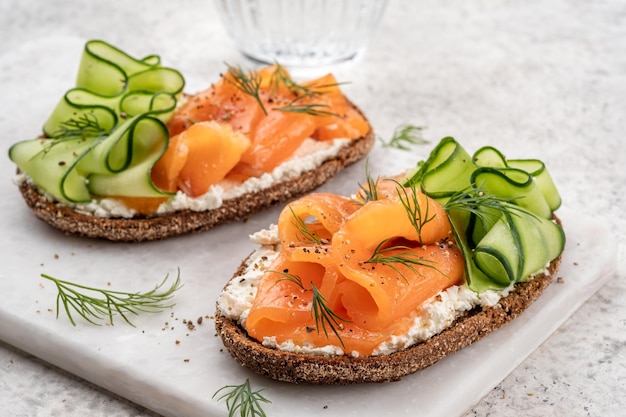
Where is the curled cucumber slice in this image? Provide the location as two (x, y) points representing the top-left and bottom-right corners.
(471, 167), (552, 219)
(473, 205), (565, 285)
(9, 40), (184, 204)
(43, 39), (184, 137)
(9, 136), (96, 202)
(84, 115), (171, 197)
(403, 136), (474, 202)
(10, 115), (171, 203)
(507, 159), (561, 211)
(410, 137), (565, 291)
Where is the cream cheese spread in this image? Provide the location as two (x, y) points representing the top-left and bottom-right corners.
(16, 137), (350, 218)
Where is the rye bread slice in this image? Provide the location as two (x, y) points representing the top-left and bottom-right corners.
(214, 252), (562, 384)
(15, 110), (374, 242)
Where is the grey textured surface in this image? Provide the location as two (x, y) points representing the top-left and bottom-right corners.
(0, 0), (624, 416)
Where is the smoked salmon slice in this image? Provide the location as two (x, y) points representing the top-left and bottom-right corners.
(238, 109), (317, 173)
(167, 65), (279, 136)
(277, 192), (359, 266)
(151, 121), (250, 197)
(245, 182), (465, 356)
(154, 65), (370, 196)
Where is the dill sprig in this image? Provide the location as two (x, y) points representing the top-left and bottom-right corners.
(363, 239), (439, 283)
(274, 270), (304, 288)
(288, 206), (325, 245)
(310, 284), (347, 347)
(393, 180), (436, 245)
(269, 63), (344, 98)
(224, 63), (268, 115)
(356, 160), (380, 205)
(274, 102), (338, 117)
(41, 270), (182, 326)
(35, 113), (107, 159)
(273, 270), (349, 348)
(224, 62), (349, 117)
(268, 63), (317, 98)
(380, 124), (428, 150)
(268, 63), (293, 94)
(268, 63), (344, 117)
(51, 112), (107, 139)
(213, 379), (271, 417)
(443, 186), (529, 220)
(271, 72), (341, 117)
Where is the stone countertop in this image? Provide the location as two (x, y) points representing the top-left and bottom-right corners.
(0, 0), (624, 416)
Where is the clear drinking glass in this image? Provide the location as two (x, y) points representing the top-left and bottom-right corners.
(213, 0), (388, 69)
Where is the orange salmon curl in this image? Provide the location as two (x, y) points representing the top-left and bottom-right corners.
(124, 65), (370, 214)
(245, 185), (465, 356)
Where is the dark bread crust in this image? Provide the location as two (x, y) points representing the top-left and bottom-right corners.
(16, 113), (374, 242)
(214, 253), (562, 384)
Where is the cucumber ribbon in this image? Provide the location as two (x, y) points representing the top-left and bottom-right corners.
(9, 40), (185, 203)
(405, 137), (565, 291)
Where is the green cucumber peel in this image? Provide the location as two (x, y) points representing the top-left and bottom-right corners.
(10, 115), (172, 203)
(43, 39), (184, 136)
(9, 136), (97, 202)
(507, 159), (561, 211)
(473, 146), (561, 212)
(85, 115), (172, 198)
(471, 167), (552, 219)
(403, 136), (474, 202)
(472, 146), (508, 168)
(447, 209), (509, 291)
(474, 204), (565, 284)
(409, 137), (565, 292)
(9, 40), (184, 204)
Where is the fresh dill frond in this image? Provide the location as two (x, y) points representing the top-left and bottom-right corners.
(363, 239), (439, 283)
(41, 270), (182, 326)
(393, 180), (436, 245)
(269, 63), (309, 97)
(268, 64), (344, 117)
(274, 102), (339, 117)
(380, 124), (428, 150)
(443, 186), (529, 220)
(213, 379), (271, 417)
(288, 206), (324, 245)
(272, 270), (349, 348)
(269, 63), (344, 98)
(356, 160), (380, 205)
(35, 112), (108, 158)
(224, 62), (348, 118)
(224, 63), (268, 115)
(273, 269), (304, 288)
(51, 112), (107, 139)
(310, 283), (349, 348)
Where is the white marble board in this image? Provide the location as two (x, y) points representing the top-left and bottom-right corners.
(0, 36), (616, 417)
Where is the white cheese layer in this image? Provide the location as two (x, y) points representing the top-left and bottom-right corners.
(216, 227), (515, 357)
(32, 137), (350, 218)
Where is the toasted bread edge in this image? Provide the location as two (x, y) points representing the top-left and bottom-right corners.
(16, 112), (375, 242)
(214, 253), (562, 384)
